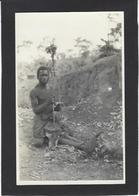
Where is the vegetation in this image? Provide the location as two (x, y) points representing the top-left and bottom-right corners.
(98, 14), (122, 58)
(17, 13), (123, 181)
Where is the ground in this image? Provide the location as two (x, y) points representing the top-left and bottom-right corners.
(18, 100), (123, 182)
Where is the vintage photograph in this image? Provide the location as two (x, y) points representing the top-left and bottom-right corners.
(16, 12), (125, 185)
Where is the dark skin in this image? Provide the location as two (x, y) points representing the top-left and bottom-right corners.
(30, 69), (79, 144)
(30, 70), (54, 117)
(30, 68), (97, 153)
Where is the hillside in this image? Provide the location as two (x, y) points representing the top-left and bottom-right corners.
(55, 54), (121, 107)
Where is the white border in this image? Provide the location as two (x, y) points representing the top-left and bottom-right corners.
(16, 14), (19, 185)
(17, 180), (125, 185)
(121, 11), (126, 184)
(15, 11), (125, 185)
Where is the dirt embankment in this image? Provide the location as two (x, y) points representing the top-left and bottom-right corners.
(57, 54), (122, 107)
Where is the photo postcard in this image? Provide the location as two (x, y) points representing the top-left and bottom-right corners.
(2, 0), (138, 195)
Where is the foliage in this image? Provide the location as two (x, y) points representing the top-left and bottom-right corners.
(109, 23), (122, 43)
(37, 37), (58, 77)
(17, 40), (33, 53)
(98, 39), (120, 58)
(74, 37), (92, 58)
(17, 37), (123, 179)
(98, 14), (122, 58)
(45, 43), (57, 77)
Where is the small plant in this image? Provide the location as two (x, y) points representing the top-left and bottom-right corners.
(45, 43), (57, 77)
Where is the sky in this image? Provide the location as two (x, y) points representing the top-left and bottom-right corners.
(15, 12), (123, 54)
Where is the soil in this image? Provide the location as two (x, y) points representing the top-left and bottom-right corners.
(18, 105), (123, 182)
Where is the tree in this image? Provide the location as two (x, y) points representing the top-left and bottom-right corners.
(17, 40), (33, 53)
(98, 14), (122, 58)
(74, 37), (92, 58)
(37, 37), (57, 77)
(45, 43), (57, 77)
(98, 39), (119, 58)
(74, 37), (92, 68)
(109, 23), (122, 44)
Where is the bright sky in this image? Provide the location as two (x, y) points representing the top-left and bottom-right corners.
(16, 12), (123, 53)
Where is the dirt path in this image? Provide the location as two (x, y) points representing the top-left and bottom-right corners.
(18, 108), (123, 182)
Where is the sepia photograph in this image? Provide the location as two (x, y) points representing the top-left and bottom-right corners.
(16, 12), (125, 185)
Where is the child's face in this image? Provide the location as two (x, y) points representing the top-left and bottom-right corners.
(38, 70), (49, 84)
